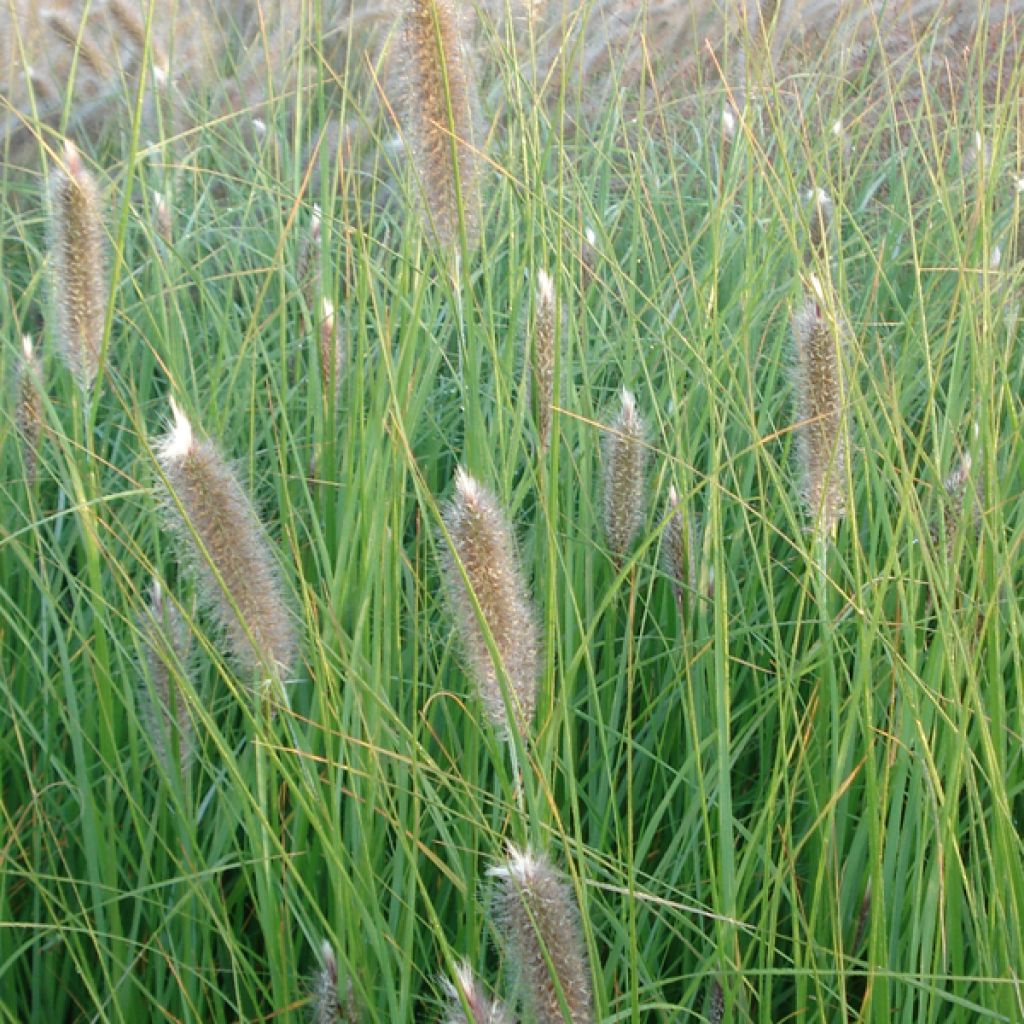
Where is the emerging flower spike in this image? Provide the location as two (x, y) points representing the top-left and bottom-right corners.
(440, 961), (515, 1024)
(602, 389), (648, 567)
(152, 190), (172, 245)
(938, 447), (982, 555)
(313, 940), (344, 1024)
(14, 335), (44, 484)
(805, 187), (833, 263)
(442, 469), (539, 738)
(50, 140), (107, 392)
(791, 278), (847, 540)
(663, 485), (697, 617)
(297, 204), (323, 315)
(702, 978), (725, 1024)
(530, 269), (556, 453)
(139, 580), (194, 772)
(158, 400), (297, 684)
(398, 0), (481, 249)
(320, 299), (345, 401)
(488, 846), (593, 1024)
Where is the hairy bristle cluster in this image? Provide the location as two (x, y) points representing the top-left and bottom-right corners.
(488, 846), (593, 1024)
(805, 187), (833, 263)
(442, 469), (539, 738)
(14, 335), (44, 484)
(398, 0), (481, 249)
(939, 449), (982, 554)
(663, 485), (697, 616)
(313, 940), (340, 1024)
(703, 977), (725, 1024)
(441, 961), (515, 1024)
(139, 580), (194, 772)
(158, 400), (297, 684)
(530, 269), (556, 453)
(602, 389), (648, 567)
(319, 299), (345, 401)
(152, 190), (172, 245)
(50, 140), (107, 392)
(792, 279), (847, 540)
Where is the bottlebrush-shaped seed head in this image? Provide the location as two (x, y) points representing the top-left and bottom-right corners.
(319, 299), (345, 400)
(440, 961), (515, 1024)
(158, 400), (297, 685)
(663, 485), (697, 615)
(312, 940), (348, 1024)
(398, 0), (482, 250)
(297, 204), (323, 312)
(152, 190), (172, 245)
(50, 140), (107, 392)
(530, 269), (556, 453)
(139, 580), (194, 772)
(442, 469), (539, 739)
(14, 335), (44, 484)
(603, 389), (648, 567)
(488, 845), (593, 1024)
(791, 278), (847, 540)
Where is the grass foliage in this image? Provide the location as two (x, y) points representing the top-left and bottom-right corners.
(1, 3), (1023, 1021)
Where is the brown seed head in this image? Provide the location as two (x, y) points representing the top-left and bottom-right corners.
(792, 277), (847, 539)
(139, 580), (194, 772)
(530, 269), (556, 453)
(603, 388), (648, 566)
(158, 400), (297, 684)
(441, 961), (515, 1024)
(398, 0), (481, 249)
(442, 469), (539, 738)
(14, 335), (44, 484)
(50, 140), (107, 392)
(488, 846), (593, 1024)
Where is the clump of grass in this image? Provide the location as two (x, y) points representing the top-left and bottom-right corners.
(488, 845), (593, 1024)
(13, 334), (43, 483)
(529, 269), (556, 453)
(791, 277), (847, 541)
(49, 139), (107, 392)
(138, 580), (194, 772)
(602, 388), (647, 568)
(397, 0), (481, 250)
(157, 399), (297, 688)
(441, 468), (539, 739)
(440, 961), (514, 1024)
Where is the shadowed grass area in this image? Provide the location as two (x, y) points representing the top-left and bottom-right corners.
(0, 3), (1022, 1022)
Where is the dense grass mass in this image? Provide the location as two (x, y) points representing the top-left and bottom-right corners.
(1, 2), (1023, 1021)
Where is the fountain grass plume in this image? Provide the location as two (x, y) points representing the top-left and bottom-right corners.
(602, 388), (648, 567)
(14, 335), (44, 484)
(157, 399), (297, 686)
(49, 139), (107, 392)
(139, 580), (194, 772)
(791, 276), (847, 541)
(442, 468), (539, 739)
(663, 484), (697, 617)
(805, 187), (833, 264)
(530, 269), (556, 453)
(319, 299), (344, 401)
(440, 961), (515, 1024)
(311, 940), (357, 1023)
(398, 0), (481, 250)
(488, 845), (593, 1024)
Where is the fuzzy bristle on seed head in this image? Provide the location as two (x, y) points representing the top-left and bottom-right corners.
(14, 334), (44, 484)
(488, 845), (593, 1024)
(157, 402), (297, 685)
(603, 388), (648, 567)
(442, 469), (539, 738)
(313, 940), (341, 1024)
(398, 0), (482, 250)
(50, 138), (107, 392)
(531, 269), (557, 452)
(138, 578), (194, 772)
(319, 298), (344, 399)
(441, 960), (515, 1024)
(791, 282), (847, 540)
(663, 485), (697, 616)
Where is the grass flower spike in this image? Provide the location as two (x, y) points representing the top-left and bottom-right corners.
(139, 580), (194, 772)
(489, 846), (593, 1024)
(158, 399), (297, 685)
(663, 485), (697, 615)
(398, 0), (481, 249)
(441, 961), (514, 1024)
(442, 469), (539, 738)
(603, 388), (648, 567)
(320, 299), (345, 400)
(792, 277), (847, 540)
(14, 335), (43, 483)
(530, 269), (556, 452)
(50, 140), (107, 392)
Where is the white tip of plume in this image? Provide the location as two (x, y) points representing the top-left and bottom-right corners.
(536, 268), (554, 305)
(163, 398), (194, 460)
